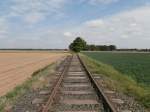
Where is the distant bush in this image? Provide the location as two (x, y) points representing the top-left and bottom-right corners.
(69, 37), (117, 52)
(85, 45), (116, 51)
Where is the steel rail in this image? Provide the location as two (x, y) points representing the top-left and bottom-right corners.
(77, 54), (117, 112)
(42, 55), (73, 112)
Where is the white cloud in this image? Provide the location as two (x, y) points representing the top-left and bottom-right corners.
(66, 5), (150, 48)
(0, 28), (70, 49)
(9, 0), (68, 24)
(0, 18), (8, 39)
(0, 1), (150, 49)
(88, 0), (119, 5)
(84, 19), (104, 28)
(24, 12), (45, 24)
(64, 32), (72, 37)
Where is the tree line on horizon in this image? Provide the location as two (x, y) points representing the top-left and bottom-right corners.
(69, 37), (117, 52)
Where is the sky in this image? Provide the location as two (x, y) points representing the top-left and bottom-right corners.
(0, 0), (150, 49)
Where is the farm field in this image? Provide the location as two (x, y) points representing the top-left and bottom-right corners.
(0, 51), (67, 96)
(82, 51), (150, 86)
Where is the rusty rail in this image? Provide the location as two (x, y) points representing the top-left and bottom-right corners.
(42, 54), (116, 112)
(42, 55), (73, 112)
(77, 54), (117, 112)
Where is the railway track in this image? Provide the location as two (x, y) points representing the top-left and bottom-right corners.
(42, 54), (116, 112)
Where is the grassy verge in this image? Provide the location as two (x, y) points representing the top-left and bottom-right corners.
(0, 63), (56, 112)
(80, 54), (150, 109)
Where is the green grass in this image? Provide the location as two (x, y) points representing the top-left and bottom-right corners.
(0, 63), (55, 112)
(80, 53), (150, 109)
(82, 52), (150, 86)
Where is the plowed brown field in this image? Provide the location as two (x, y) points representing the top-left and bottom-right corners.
(0, 52), (67, 96)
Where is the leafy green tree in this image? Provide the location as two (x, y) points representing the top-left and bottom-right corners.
(69, 37), (87, 52)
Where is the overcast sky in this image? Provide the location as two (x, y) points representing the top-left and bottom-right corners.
(0, 0), (150, 49)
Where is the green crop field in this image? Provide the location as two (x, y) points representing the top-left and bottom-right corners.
(83, 52), (150, 86)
